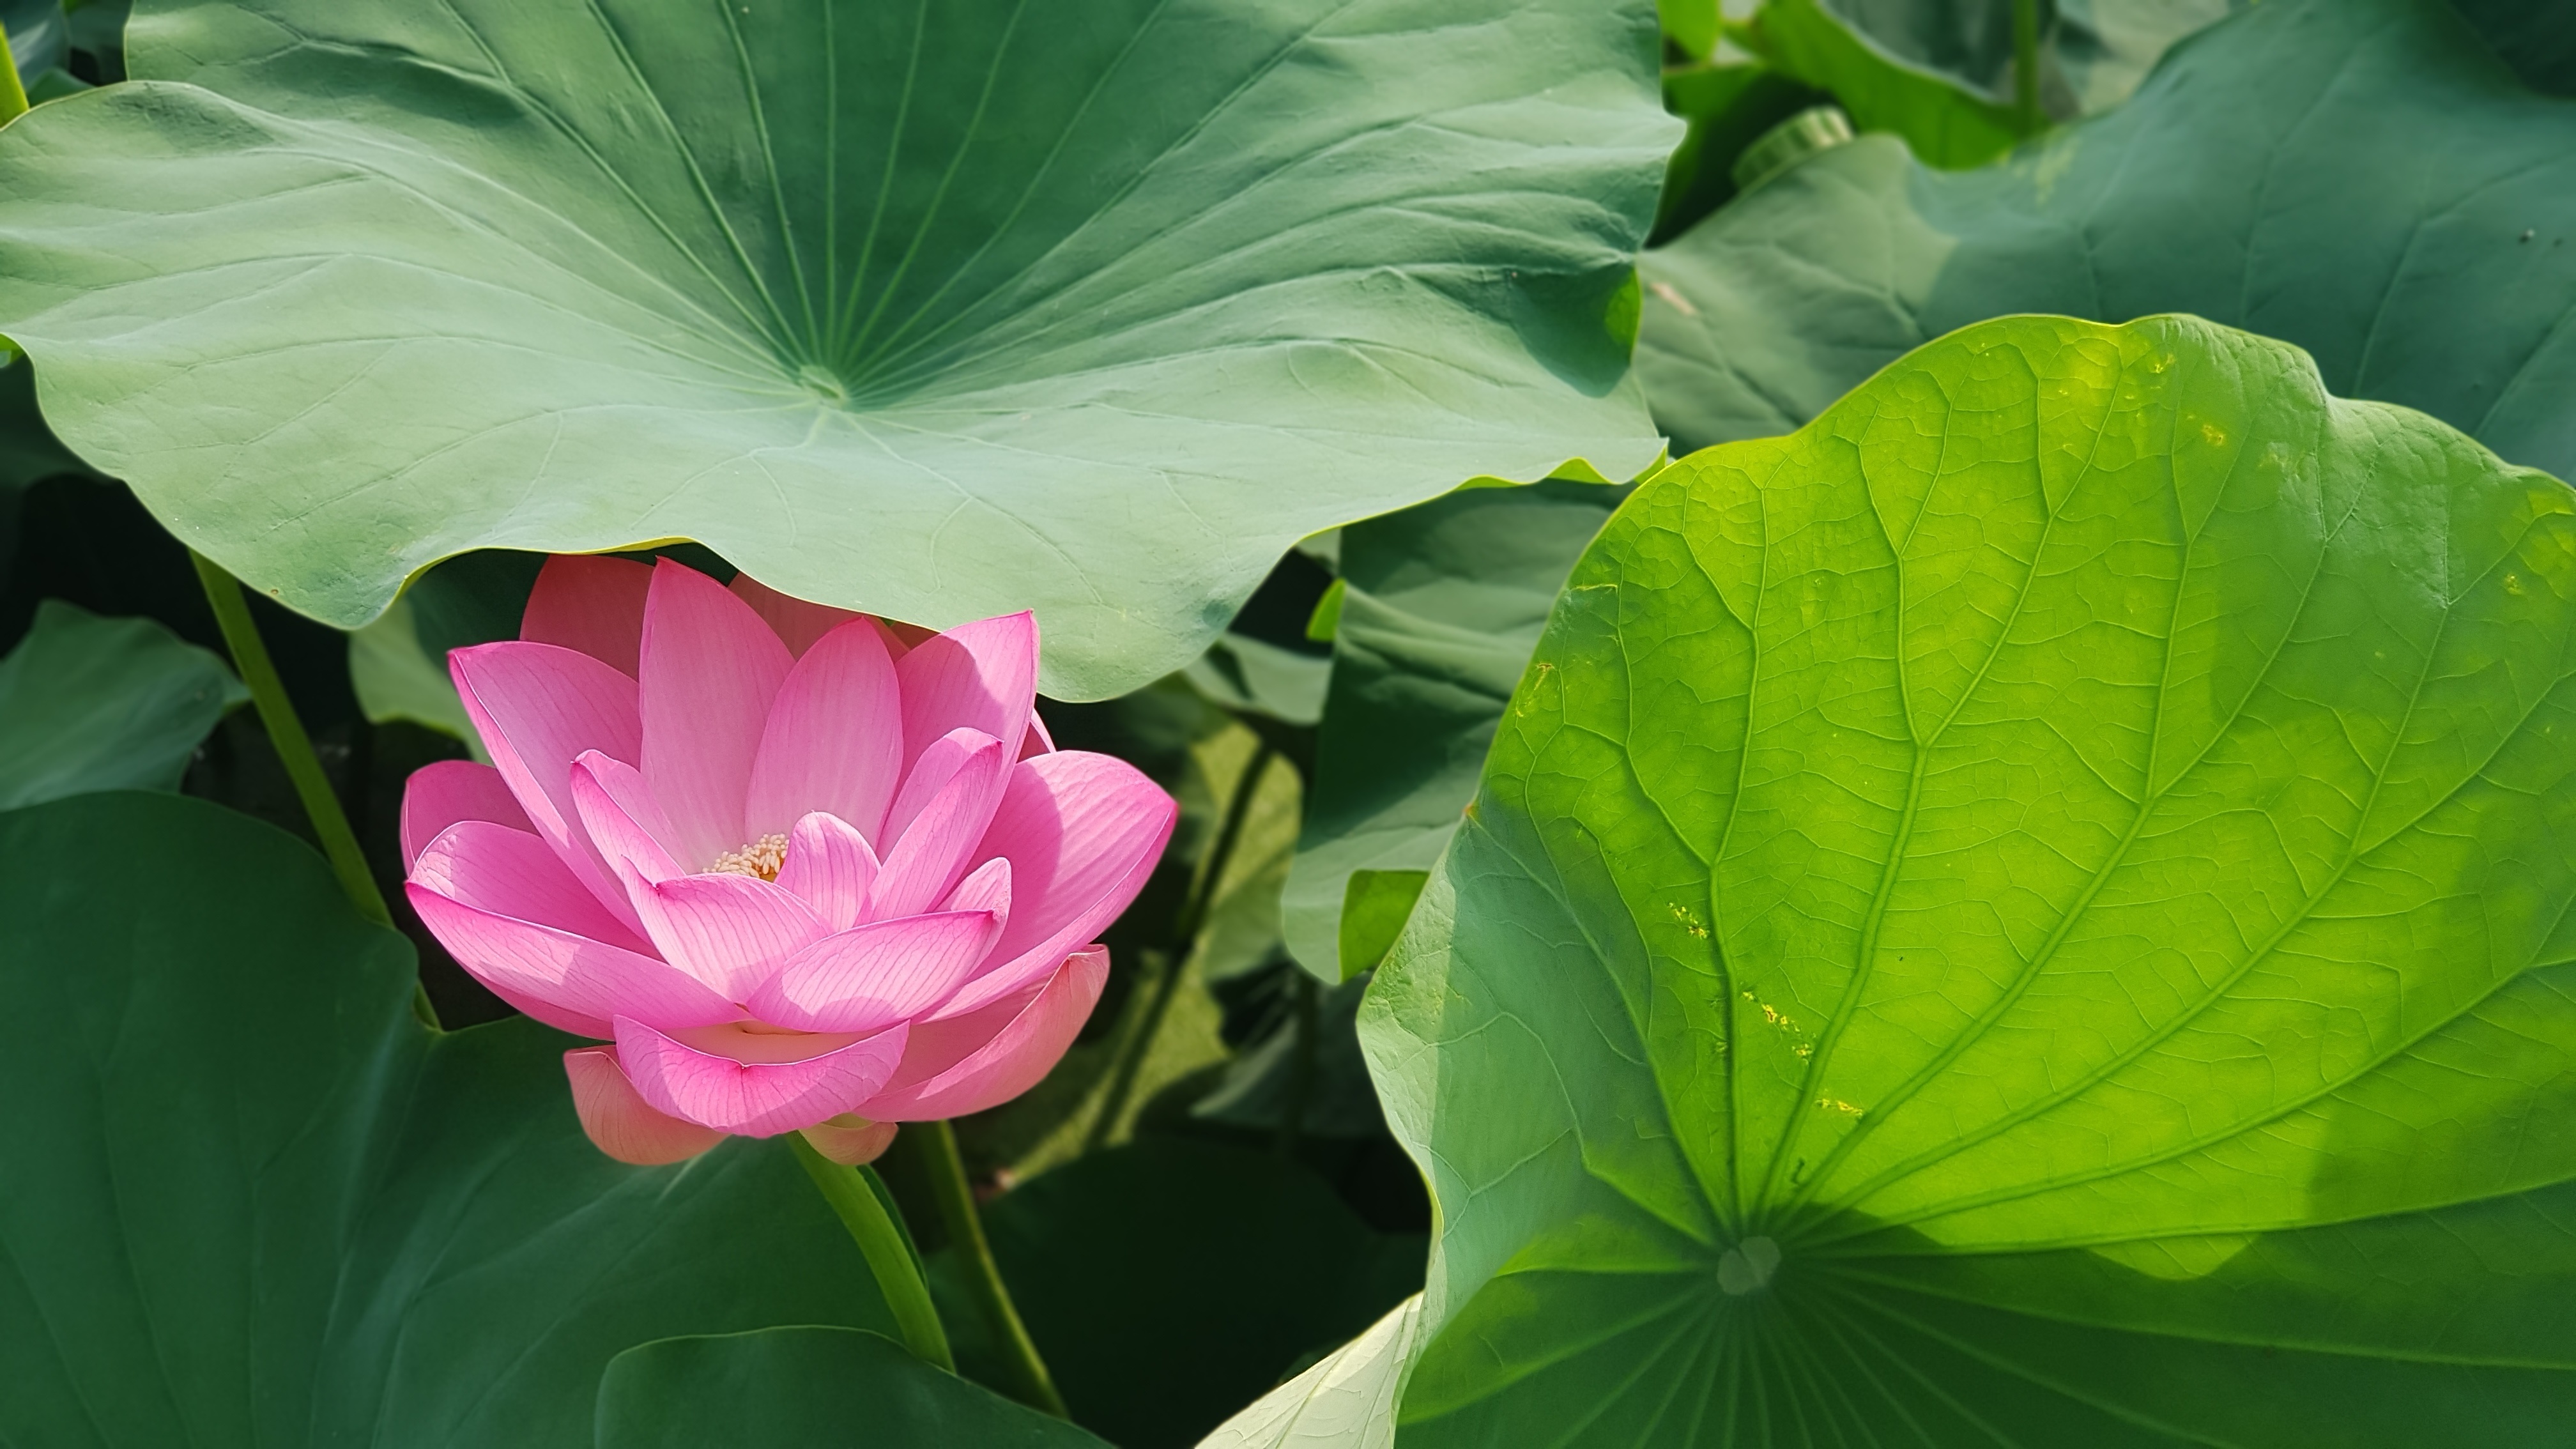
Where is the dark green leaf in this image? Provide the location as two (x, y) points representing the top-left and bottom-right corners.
(1282, 482), (1618, 981)
(0, 353), (98, 491)
(1652, 63), (1828, 244)
(1370, 315), (2576, 1443)
(1751, 0), (2023, 167)
(596, 1327), (1109, 1449)
(0, 599), (243, 807)
(939, 1139), (1423, 1449)
(0, 791), (899, 1447)
(0, 0), (1673, 698)
(1640, 0), (2576, 482)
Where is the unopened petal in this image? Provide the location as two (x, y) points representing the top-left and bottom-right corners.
(565, 1047), (727, 1165)
(614, 1017), (911, 1137)
(638, 560), (793, 869)
(399, 760), (531, 870)
(745, 910), (1003, 1034)
(775, 812), (880, 933)
(936, 751), (1174, 1018)
(744, 618), (902, 844)
(521, 555), (654, 676)
(729, 573), (864, 659)
(859, 947), (1108, 1121)
(896, 612), (1037, 773)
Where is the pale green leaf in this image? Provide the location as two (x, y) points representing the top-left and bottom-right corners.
(0, 599), (243, 807)
(0, 0), (1675, 698)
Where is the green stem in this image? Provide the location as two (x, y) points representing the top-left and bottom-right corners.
(190, 551), (395, 933)
(1082, 740), (1274, 1153)
(790, 1134), (955, 1372)
(908, 1121), (1068, 1417)
(2011, 0), (2042, 135)
(0, 22), (28, 125)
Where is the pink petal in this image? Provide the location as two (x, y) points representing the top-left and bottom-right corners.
(866, 733), (1009, 922)
(896, 612), (1038, 774)
(569, 751), (689, 884)
(634, 873), (827, 1003)
(935, 751), (1175, 1018)
(408, 823), (740, 1033)
(450, 641), (647, 931)
(638, 560), (794, 869)
(565, 1047), (728, 1165)
(742, 619), (903, 844)
(775, 812), (881, 933)
(521, 555), (654, 676)
(744, 910), (1004, 1034)
(942, 857), (1013, 924)
(399, 760), (531, 870)
(882, 725), (999, 848)
(799, 1116), (898, 1167)
(730, 573), (864, 659)
(615, 1017), (912, 1137)
(859, 947), (1109, 1121)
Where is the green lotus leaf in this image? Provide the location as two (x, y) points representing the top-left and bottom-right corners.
(0, 0), (1675, 700)
(0, 599), (243, 807)
(1283, 482), (1620, 981)
(0, 791), (900, 1446)
(1639, 0), (2576, 482)
(596, 1327), (1110, 1449)
(1365, 314), (2576, 1442)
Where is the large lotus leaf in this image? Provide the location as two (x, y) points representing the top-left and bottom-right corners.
(0, 353), (97, 491)
(1199, 1296), (1425, 1449)
(0, 790), (900, 1448)
(1817, 0), (2242, 116)
(0, 599), (243, 807)
(1640, 0), (2576, 483)
(0, 0), (1675, 700)
(596, 1327), (1110, 1449)
(1361, 314), (2576, 1443)
(1282, 482), (1620, 981)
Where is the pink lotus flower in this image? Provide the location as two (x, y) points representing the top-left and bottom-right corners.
(397, 556), (1175, 1167)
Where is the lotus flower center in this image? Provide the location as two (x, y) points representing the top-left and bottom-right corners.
(708, 833), (790, 880)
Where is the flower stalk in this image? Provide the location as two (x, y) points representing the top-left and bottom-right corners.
(908, 1121), (1068, 1417)
(190, 550), (401, 940)
(790, 1133), (956, 1373)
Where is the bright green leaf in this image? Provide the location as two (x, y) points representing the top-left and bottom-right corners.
(0, 599), (243, 807)
(1640, 0), (2576, 482)
(1337, 870), (1432, 982)
(0, 0), (1675, 699)
(596, 1327), (1108, 1449)
(1282, 482), (1619, 981)
(941, 1139), (1424, 1449)
(1367, 315), (2576, 1443)
(0, 790), (900, 1447)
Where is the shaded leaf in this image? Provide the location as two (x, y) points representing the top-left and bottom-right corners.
(0, 0), (1673, 698)
(0, 598), (242, 807)
(1197, 1296), (1425, 1449)
(1368, 315), (2576, 1443)
(1282, 483), (1618, 981)
(596, 1326), (1108, 1449)
(0, 790), (899, 1447)
(1640, 0), (2576, 482)
(943, 1139), (1425, 1449)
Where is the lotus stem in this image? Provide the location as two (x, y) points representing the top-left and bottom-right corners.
(908, 1121), (1068, 1417)
(2012, 0), (2042, 135)
(790, 1134), (956, 1373)
(190, 551), (401, 944)
(1084, 739), (1275, 1152)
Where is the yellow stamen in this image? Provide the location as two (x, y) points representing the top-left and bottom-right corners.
(709, 832), (790, 880)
